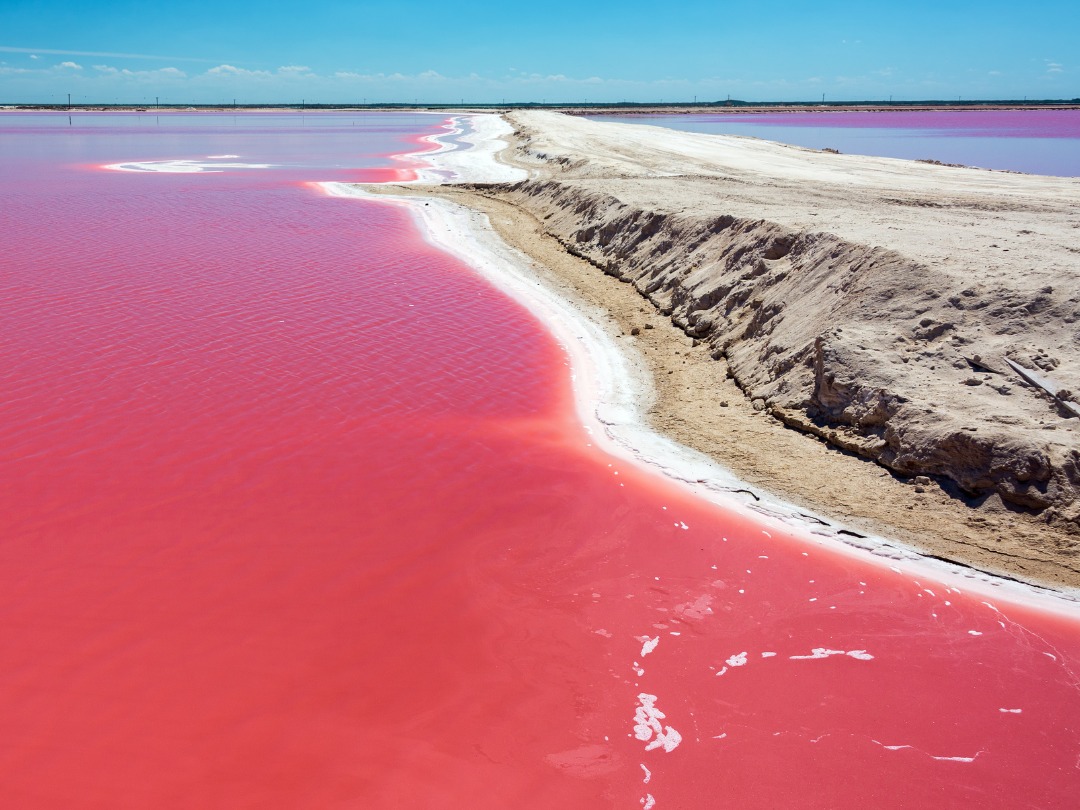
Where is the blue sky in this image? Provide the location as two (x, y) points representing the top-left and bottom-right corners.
(1, 0), (1076, 103)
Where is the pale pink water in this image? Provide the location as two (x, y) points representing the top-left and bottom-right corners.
(589, 109), (1080, 176)
(2, 112), (1080, 808)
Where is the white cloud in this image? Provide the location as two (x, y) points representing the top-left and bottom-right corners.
(277, 65), (313, 75)
(58, 61), (82, 70)
(207, 64), (270, 78)
(1046, 62), (1063, 73)
(29, 54), (38, 60)
(92, 64), (187, 79)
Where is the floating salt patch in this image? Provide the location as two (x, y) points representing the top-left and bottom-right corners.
(715, 666), (728, 677)
(790, 648), (874, 661)
(762, 531), (772, 538)
(726, 652), (748, 667)
(594, 629), (612, 638)
(791, 648), (846, 660)
(761, 652), (777, 658)
(642, 794), (656, 810)
(999, 708), (1023, 714)
(640, 636), (660, 657)
(640, 764), (652, 784)
(968, 630), (983, 636)
(713, 732), (728, 740)
(633, 694), (682, 753)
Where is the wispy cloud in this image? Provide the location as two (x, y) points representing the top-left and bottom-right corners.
(93, 64), (187, 79)
(0, 45), (218, 63)
(207, 64), (271, 78)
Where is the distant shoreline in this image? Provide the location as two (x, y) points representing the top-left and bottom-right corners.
(4, 101), (1080, 114)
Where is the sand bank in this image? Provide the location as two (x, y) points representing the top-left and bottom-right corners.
(382, 110), (1080, 594)
(331, 112), (1080, 606)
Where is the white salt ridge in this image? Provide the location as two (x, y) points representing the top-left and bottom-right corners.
(633, 694), (682, 753)
(873, 740), (984, 763)
(726, 652), (748, 667)
(999, 708), (1023, 713)
(641, 794), (656, 810)
(640, 764), (652, 783)
(106, 158), (272, 173)
(409, 114), (527, 184)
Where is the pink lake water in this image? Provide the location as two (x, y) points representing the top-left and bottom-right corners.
(2, 111), (1080, 808)
(588, 109), (1080, 176)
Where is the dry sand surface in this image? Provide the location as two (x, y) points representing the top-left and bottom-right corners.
(384, 111), (1080, 591)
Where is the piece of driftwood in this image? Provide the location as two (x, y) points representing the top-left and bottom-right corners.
(1005, 358), (1080, 418)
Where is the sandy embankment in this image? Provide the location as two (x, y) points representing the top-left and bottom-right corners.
(370, 111), (1080, 591)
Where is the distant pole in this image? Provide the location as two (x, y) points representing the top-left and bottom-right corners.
(67, 92), (71, 109)
(694, 94), (697, 104)
(822, 93), (825, 103)
(155, 96), (159, 108)
(233, 98), (236, 108)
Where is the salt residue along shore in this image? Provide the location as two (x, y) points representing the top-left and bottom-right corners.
(320, 114), (1080, 614)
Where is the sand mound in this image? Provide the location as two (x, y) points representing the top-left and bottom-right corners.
(477, 112), (1080, 531)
